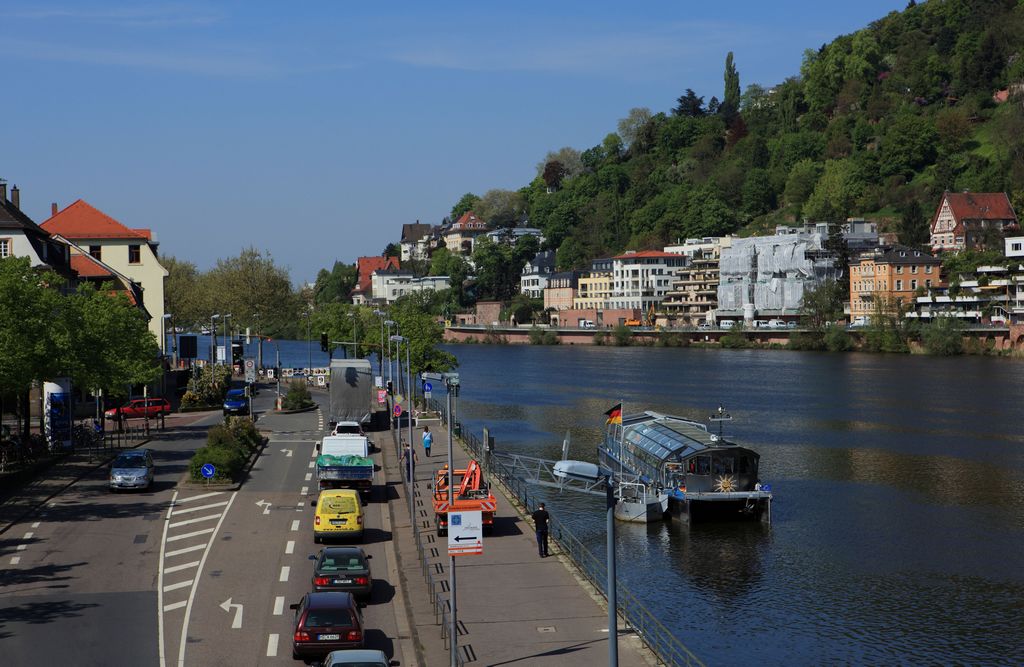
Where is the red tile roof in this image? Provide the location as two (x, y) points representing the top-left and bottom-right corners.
(70, 253), (114, 278)
(355, 256), (400, 291)
(452, 211), (488, 230)
(612, 250), (682, 260)
(41, 199), (150, 240)
(945, 192), (1017, 222)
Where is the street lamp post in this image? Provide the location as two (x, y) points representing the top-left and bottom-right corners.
(210, 313), (220, 365)
(162, 313), (174, 366)
(253, 311), (263, 371)
(373, 311), (387, 379)
(445, 374), (461, 667)
(304, 310), (312, 375)
(553, 460), (619, 667)
(390, 334), (415, 544)
(223, 314), (232, 370)
(384, 320), (395, 392)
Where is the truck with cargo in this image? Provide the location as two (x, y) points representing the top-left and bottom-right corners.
(328, 358), (381, 430)
(432, 459), (497, 536)
(315, 434), (374, 497)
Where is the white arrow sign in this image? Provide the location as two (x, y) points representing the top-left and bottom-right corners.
(219, 597), (244, 629)
(256, 500), (272, 515)
(280, 448), (293, 458)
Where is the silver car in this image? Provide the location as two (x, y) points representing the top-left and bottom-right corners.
(109, 449), (155, 491)
(323, 649), (398, 666)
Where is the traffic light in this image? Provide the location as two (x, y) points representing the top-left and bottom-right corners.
(386, 380), (394, 396)
(320, 332), (329, 352)
(231, 342), (243, 366)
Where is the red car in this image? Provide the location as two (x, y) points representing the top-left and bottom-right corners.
(290, 592), (364, 661)
(104, 398), (171, 420)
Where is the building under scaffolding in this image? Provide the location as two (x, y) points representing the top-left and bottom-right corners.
(717, 230), (839, 319)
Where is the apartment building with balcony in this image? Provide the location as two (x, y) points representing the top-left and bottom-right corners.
(609, 251), (686, 311)
(661, 238), (724, 326)
(573, 257), (613, 310)
(849, 246), (944, 323)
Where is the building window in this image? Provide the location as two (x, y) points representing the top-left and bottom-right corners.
(896, 265), (903, 274)
(0, 238), (9, 258)
(129, 245), (141, 264)
(89, 245), (102, 260)
(911, 279), (918, 290)
(925, 265), (933, 274)
(926, 280), (932, 288)
(896, 280), (903, 291)
(1012, 242), (1022, 252)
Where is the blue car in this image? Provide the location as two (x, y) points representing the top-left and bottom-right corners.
(223, 388), (250, 416)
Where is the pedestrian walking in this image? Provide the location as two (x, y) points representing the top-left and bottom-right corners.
(400, 443), (417, 482)
(532, 502), (550, 557)
(422, 425), (433, 457)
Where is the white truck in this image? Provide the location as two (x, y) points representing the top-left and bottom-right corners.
(315, 434), (374, 497)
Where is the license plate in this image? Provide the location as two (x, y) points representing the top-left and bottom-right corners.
(333, 579), (352, 585)
(318, 634), (340, 641)
(330, 519), (345, 526)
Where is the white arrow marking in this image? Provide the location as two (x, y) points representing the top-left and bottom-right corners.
(280, 448), (293, 458)
(255, 500), (272, 515)
(219, 597), (243, 629)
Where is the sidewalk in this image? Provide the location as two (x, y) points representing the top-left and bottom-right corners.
(382, 418), (655, 667)
(0, 411), (214, 536)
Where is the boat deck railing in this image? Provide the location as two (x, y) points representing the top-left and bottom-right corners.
(430, 399), (705, 667)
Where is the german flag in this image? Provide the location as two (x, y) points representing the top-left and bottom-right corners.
(604, 403), (622, 425)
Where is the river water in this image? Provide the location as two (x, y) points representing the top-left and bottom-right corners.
(439, 345), (1024, 666)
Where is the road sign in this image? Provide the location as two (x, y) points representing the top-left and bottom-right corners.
(424, 390), (432, 399)
(377, 389), (387, 405)
(245, 359), (256, 383)
(201, 463), (216, 479)
(423, 382), (433, 392)
(448, 510), (483, 556)
(393, 404), (403, 417)
(316, 375), (326, 387)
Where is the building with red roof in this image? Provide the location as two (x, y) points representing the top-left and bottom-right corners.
(350, 255), (400, 304)
(42, 199), (168, 350)
(930, 192), (1019, 252)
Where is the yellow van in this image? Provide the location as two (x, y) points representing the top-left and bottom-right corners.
(313, 489), (364, 543)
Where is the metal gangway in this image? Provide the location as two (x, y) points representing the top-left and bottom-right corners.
(488, 450), (648, 500)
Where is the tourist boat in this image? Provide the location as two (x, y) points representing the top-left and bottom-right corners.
(598, 408), (772, 524)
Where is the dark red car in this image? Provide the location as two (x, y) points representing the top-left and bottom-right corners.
(104, 398), (171, 420)
(290, 591), (364, 661)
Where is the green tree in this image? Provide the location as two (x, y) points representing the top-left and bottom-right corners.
(0, 258), (61, 397)
(476, 189), (527, 228)
(163, 256), (205, 331)
(383, 243), (400, 258)
(784, 159), (822, 212)
(897, 200), (930, 248)
(921, 317), (963, 356)
(804, 159), (864, 221)
(673, 89), (705, 117)
(450, 193), (481, 221)
(313, 261), (357, 305)
(388, 297), (457, 374)
(880, 113), (938, 178)
(201, 248), (302, 339)
(799, 279), (845, 332)
(617, 107), (653, 149)
(722, 51), (741, 121)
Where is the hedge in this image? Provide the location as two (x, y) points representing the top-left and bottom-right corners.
(188, 417), (262, 482)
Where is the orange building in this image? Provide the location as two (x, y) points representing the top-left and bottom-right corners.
(849, 246), (944, 323)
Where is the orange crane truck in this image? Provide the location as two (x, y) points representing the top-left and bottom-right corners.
(432, 459), (497, 536)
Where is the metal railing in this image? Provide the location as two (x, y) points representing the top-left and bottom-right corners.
(0, 421), (149, 474)
(426, 397), (703, 667)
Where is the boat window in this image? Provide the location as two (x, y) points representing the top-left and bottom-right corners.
(738, 456), (750, 474)
(695, 456), (711, 475)
(713, 457), (735, 475)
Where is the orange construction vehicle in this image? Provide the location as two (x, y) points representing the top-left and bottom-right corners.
(432, 459), (497, 536)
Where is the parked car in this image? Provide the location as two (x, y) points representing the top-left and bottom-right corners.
(290, 591), (365, 661)
(311, 546), (373, 599)
(697, 322), (712, 331)
(719, 320), (736, 329)
(767, 319), (786, 329)
(109, 449), (155, 491)
(313, 489), (365, 543)
(323, 649), (398, 667)
(104, 398), (171, 421)
(222, 388), (249, 416)
(786, 321), (798, 329)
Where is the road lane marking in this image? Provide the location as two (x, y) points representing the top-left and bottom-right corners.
(23, 531), (33, 539)
(163, 579), (194, 592)
(157, 488), (179, 667)
(168, 514), (221, 529)
(166, 527), (216, 542)
(163, 560), (201, 574)
(165, 543), (206, 558)
(273, 596), (285, 615)
(308, 461), (314, 468)
(177, 493), (238, 667)
(279, 566), (290, 582)
(285, 540), (295, 554)
(300, 486), (309, 496)
(16, 544), (27, 551)
(266, 634), (279, 657)
(304, 472), (312, 481)
(220, 598), (244, 629)
(163, 601), (187, 612)
(175, 491), (223, 503)
(291, 520), (300, 531)
(31, 521), (40, 528)
(10, 556), (20, 565)
(169, 501), (229, 516)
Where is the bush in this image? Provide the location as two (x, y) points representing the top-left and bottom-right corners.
(823, 325), (855, 352)
(920, 317), (963, 356)
(282, 380), (314, 410)
(528, 326), (544, 345)
(225, 416), (261, 453)
(189, 444), (247, 482)
(181, 364), (232, 406)
(611, 324), (633, 346)
(787, 332), (825, 351)
(720, 331), (754, 348)
(593, 331), (607, 345)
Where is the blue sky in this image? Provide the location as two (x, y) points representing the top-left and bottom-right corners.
(3, 1), (908, 285)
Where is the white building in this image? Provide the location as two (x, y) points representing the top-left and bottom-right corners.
(370, 268), (451, 303)
(1006, 235), (1024, 259)
(609, 251), (687, 311)
(0, 183), (75, 281)
(400, 222), (434, 262)
(520, 249), (556, 298)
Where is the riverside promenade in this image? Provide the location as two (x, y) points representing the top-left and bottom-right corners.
(381, 416), (656, 667)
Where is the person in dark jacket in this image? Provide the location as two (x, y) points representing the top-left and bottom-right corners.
(531, 502), (550, 557)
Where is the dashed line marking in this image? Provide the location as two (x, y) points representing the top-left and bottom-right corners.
(304, 473), (312, 481)
(169, 501), (229, 516)
(23, 531), (34, 540)
(291, 520), (300, 531)
(266, 633), (279, 657)
(273, 596), (285, 615)
(168, 514), (221, 529)
(163, 579), (194, 592)
(300, 486), (309, 496)
(175, 492), (223, 504)
(10, 556), (20, 565)
(164, 560), (201, 574)
(163, 600), (187, 612)
(308, 461), (315, 469)
(16, 544), (27, 551)
(165, 543), (206, 558)
(279, 566), (290, 582)
(166, 527), (216, 542)
(31, 521), (40, 528)
(285, 540), (295, 554)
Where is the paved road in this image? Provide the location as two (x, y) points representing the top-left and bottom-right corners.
(0, 388), (407, 666)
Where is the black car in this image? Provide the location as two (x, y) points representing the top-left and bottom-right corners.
(290, 592), (364, 661)
(311, 547), (373, 599)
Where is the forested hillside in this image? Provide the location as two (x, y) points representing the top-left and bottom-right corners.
(463, 0), (1024, 269)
